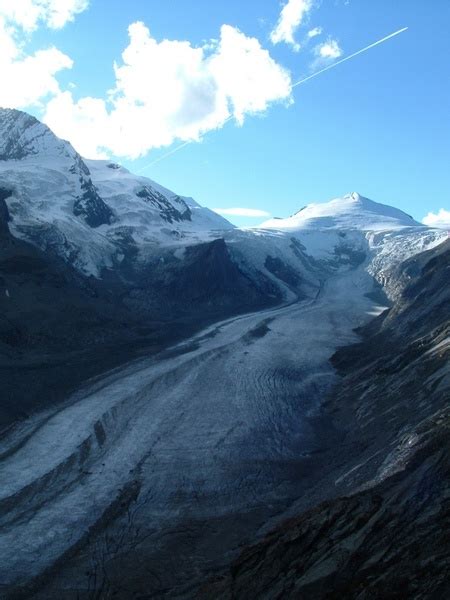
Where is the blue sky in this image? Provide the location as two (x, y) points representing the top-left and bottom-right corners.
(1, 1), (449, 227)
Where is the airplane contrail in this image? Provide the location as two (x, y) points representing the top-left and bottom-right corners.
(292, 26), (408, 87)
(141, 140), (192, 168)
(140, 116), (234, 169)
(139, 26), (408, 171)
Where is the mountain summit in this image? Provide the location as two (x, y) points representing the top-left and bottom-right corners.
(260, 192), (421, 231)
(0, 108), (75, 161)
(0, 108), (233, 276)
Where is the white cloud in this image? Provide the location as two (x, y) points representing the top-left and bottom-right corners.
(213, 208), (271, 217)
(0, 45), (73, 108)
(0, 1), (88, 109)
(0, 4), (291, 160)
(309, 37), (342, 71)
(422, 209), (450, 229)
(43, 91), (110, 157)
(314, 38), (342, 59)
(307, 26), (322, 39)
(0, 16), (73, 108)
(44, 22), (292, 159)
(0, 0), (88, 31)
(270, 0), (313, 51)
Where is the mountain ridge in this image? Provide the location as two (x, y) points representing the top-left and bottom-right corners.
(0, 108), (234, 276)
(1, 108), (445, 285)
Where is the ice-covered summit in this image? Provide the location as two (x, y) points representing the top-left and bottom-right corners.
(260, 192), (421, 232)
(0, 108), (76, 161)
(0, 108), (233, 275)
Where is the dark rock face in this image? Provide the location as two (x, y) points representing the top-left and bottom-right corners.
(200, 240), (450, 600)
(153, 239), (279, 309)
(334, 243), (366, 267)
(0, 187), (12, 205)
(73, 178), (114, 228)
(69, 154), (115, 228)
(136, 186), (192, 223)
(118, 238), (281, 325)
(201, 416), (449, 599)
(0, 230), (122, 426)
(265, 255), (301, 288)
(0, 190), (11, 234)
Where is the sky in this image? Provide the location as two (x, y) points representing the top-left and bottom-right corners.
(1, 0), (449, 228)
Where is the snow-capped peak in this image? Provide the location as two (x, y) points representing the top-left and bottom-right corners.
(0, 108), (234, 276)
(260, 193), (422, 232)
(0, 108), (76, 161)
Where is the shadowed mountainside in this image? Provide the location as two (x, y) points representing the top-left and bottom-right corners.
(0, 202), (279, 428)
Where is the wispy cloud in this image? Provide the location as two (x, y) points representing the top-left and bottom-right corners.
(422, 209), (450, 229)
(0, 0), (88, 31)
(270, 0), (313, 52)
(213, 208), (271, 217)
(307, 26), (322, 39)
(314, 38), (342, 60)
(309, 37), (342, 71)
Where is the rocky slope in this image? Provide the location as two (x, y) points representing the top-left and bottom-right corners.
(200, 240), (450, 599)
(1, 237), (443, 600)
(0, 149), (277, 428)
(0, 215), (278, 428)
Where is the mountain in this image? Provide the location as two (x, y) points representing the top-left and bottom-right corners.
(0, 108), (446, 426)
(0, 109), (277, 427)
(0, 108), (444, 287)
(0, 109), (448, 599)
(0, 108), (233, 277)
(260, 192), (421, 231)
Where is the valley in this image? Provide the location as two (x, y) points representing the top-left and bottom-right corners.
(0, 109), (448, 599)
(0, 264), (383, 597)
